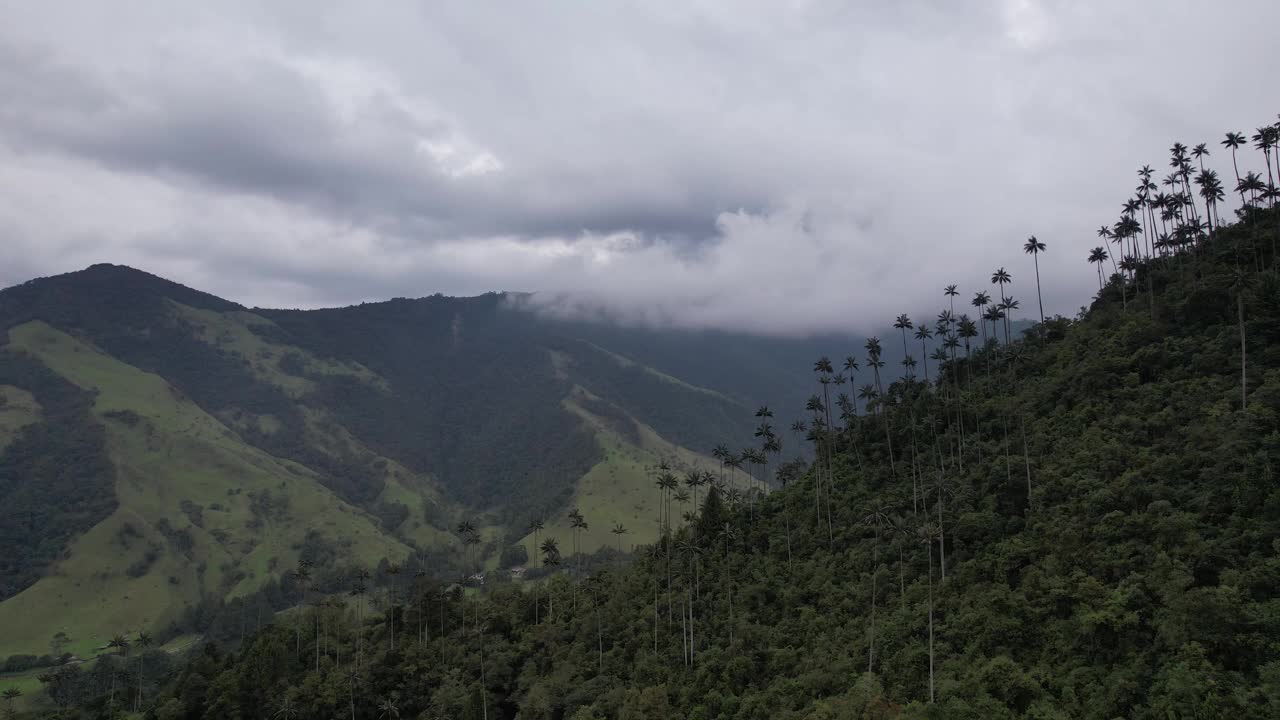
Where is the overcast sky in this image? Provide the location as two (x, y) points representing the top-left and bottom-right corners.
(1, 1), (1276, 334)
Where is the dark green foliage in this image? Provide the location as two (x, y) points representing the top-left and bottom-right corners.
(500, 543), (530, 568)
(0, 351), (117, 600)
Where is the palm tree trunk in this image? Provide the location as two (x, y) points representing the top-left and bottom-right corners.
(868, 539), (877, 674)
(1033, 253), (1045, 330)
(1238, 291), (1247, 410)
(936, 494), (946, 582)
(927, 540), (935, 704)
(1021, 415), (1033, 512)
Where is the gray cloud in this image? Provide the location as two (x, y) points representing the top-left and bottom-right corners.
(1, 0), (1276, 333)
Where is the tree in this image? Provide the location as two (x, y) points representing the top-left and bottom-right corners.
(378, 696), (401, 719)
(530, 519), (545, 569)
(134, 630), (153, 712)
(990, 268), (1012, 342)
(1223, 131), (1247, 206)
(1023, 235), (1047, 330)
(916, 522), (940, 704)
(1089, 247), (1109, 291)
(1254, 126), (1277, 192)
(971, 291), (991, 347)
(1196, 169), (1226, 237)
(273, 695), (299, 720)
(913, 325), (933, 380)
(385, 563), (402, 652)
(2, 688), (20, 718)
(107, 633), (129, 707)
(540, 538), (562, 619)
(612, 523), (628, 555)
(944, 284), (959, 322)
(893, 315), (914, 377)
(860, 501), (893, 675)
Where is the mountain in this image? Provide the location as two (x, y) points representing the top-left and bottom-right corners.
(0, 264), (873, 660)
(25, 204), (1280, 717)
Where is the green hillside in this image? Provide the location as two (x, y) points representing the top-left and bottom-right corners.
(0, 263), (824, 666)
(57, 155), (1280, 718)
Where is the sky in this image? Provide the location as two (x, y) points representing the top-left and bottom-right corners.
(1, 0), (1277, 335)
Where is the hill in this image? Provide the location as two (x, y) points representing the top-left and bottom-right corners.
(47, 187), (1280, 717)
(0, 264), (873, 661)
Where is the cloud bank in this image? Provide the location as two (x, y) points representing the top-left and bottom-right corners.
(1, 0), (1276, 333)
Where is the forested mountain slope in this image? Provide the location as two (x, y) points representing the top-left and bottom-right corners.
(0, 264), (856, 660)
(86, 200), (1280, 719)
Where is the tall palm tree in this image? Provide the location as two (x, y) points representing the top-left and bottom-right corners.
(913, 325), (933, 380)
(1088, 247), (1109, 290)
(611, 523), (628, 554)
(273, 695), (299, 720)
(718, 522), (737, 645)
(1192, 142), (1209, 172)
(990, 268), (1011, 341)
(107, 633), (129, 707)
(944, 284), (959, 321)
(1022, 236), (1047, 330)
(1239, 171), (1266, 207)
(1254, 126), (1277, 192)
(916, 522), (940, 704)
(893, 315), (914, 378)
(971, 291), (991, 347)
(861, 501), (893, 674)
(540, 538), (561, 619)
(385, 563), (402, 652)
(1223, 131), (1247, 206)
(1195, 169), (1225, 236)
(2, 688), (21, 718)
(378, 697), (401, 719)
(1000, 298), (1020, 343)
(134, 631), (153, 712)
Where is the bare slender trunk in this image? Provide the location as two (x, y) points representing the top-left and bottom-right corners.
(1239, 291), (1248, 409)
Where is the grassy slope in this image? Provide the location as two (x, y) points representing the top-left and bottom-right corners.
(516, 386), (733, 562)
(0, 321), (410, 658)
(175, 301), (458, 548)
(0, 384), (40, 453)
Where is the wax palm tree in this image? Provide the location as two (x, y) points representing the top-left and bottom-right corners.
(1000, 298), (1020, 343)
(913, 325), (933, 380)
(916, 521), (941, 703)
(1239, 171), (1266, 207)
(1254, 126), (1277, 191)
(291, 565), (312, 654)
(134, 631), (153, 711)
(1088, 247), (1109, 290)
(990, 268), (1011, 339)
(540, 538), (561, 618)
(971, 291), (991, 346)
(611, 523), (628, 554)
(718, 522), (737, 644)
(456, 520), (477, 565)
(378, 697), (401, 719)
(894, 315), (914, 377)
(842, 355), (860, 386)
(273, 695), (299, 720)
(1195, 168), (1225, 236)
(529, 518), (545, 568)
(861, 501), (894, 674)
(2, 688), (21, 718)
(1192, 142), (1209, 172)
(107, 633), (129, 706)
(385, 563), (403, 651)
(1223, 131), (1247, 205)
(1022, 235), (1046, 330)
(683, 469), (703, 518)
(944, 284), (959, 321)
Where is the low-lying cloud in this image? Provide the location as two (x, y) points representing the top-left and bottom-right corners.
(1, 1), (1276, 334)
